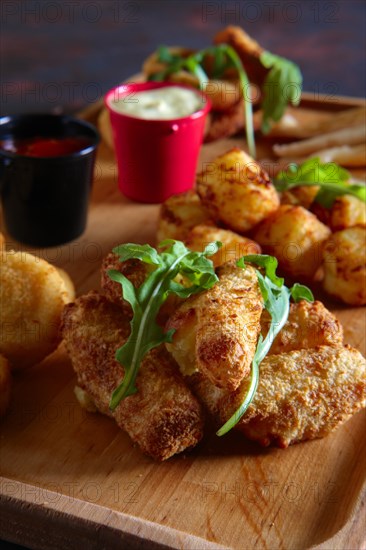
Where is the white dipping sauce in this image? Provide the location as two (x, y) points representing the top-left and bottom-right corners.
(109, 86), (204, 120)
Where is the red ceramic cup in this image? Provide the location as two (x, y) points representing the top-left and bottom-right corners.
(104, 82), (211, 203)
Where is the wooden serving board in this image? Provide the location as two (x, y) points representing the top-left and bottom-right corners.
(1, 95), (365, 550)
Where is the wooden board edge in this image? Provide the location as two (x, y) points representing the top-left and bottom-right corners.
(310, 483), (366, 550)
(300, 91), (365, 110)
(0, 478), (228, 550)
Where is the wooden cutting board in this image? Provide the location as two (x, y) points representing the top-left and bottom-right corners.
(0, 94), (365, 550)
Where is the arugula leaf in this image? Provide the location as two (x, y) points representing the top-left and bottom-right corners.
(149, 44), (256, 158)
(274, 157), (366, 208)
(260, 51), (302, 134)
(108, 240), (220, 410)
(217, 254), (313, 436)
(149, 42), (302, 155)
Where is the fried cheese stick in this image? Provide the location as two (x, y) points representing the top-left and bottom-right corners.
(262, 300), (344, 355)
(191, 345), (366, 447)
(61, 292), (204, 461)
(166, 261), (263, 391)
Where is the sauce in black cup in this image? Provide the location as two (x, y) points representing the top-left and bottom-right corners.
(0, 114), (99, 247)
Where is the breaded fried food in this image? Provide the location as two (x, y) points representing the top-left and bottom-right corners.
(100, 252), (180, 324)
(142, 46), (244, 112)
(204, 100), (245, 142)
(192, 345), (366, 447)
(280, 184), (320, 210)
(166, 261), (263, 391)
(322, 227), (366, 306)
(0, 354), (11, 417)
(157, 190), (212, 243)
(61, 292), (204, 461)
(185, 224), (261, 267)
(328, 195), (366, 231)
(262, 300), (343, 355)
(214, 26), (267, 87)
(197, 148), (280, 233)
(253, 204), (331, 279)
(0, 250), (74, 369)
(101, 253), (149, 317)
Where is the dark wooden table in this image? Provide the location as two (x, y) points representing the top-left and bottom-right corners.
(1, 0), (365, 118)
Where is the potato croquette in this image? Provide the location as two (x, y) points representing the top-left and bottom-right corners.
(253, 204), (331, 279)
(166, 261), (263, 391)
(0, 250), (74, 369)
(323, 227), (366, 306)
(196, 148), (280, 233)
(61, 292), (204, 461)
(157, 190), (212, 243)
(185, 224), (261, 267)
(192, 345), (366, 448)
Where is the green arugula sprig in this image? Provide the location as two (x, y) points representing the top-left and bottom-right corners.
(260, 51), (302, 134)
(216, 254), (313, 436)
(274, 157), (366, 208)
(107, 240), (221, 410)
(150, 44), (256, 158)
(149, 44), (303, 156)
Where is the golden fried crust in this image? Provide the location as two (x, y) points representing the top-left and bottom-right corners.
(167, 262), (263, 391)
(253, 204), (331, 280)
(157, 190), (212, 243)
(0, 250), (74, 369)
(213, 26), (267, 87)
(322, 227), (366, 306)
(100, 253), (180, 325)
(204, 101), (244, 143)
(185, 224), (261, 267)
(193, 345), (366, 448)
(262, 300), (344, 355)
(328, 195), (366, 231)
(61, 292), (204, 461)
(101, 253), (149, 317)
(197, 148), (280, 233)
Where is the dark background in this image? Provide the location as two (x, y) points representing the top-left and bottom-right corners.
(1, 0), (365, 118)
(0, 1), (365, 549)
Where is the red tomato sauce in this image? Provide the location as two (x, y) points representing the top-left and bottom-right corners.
(0, 136), (92, 157)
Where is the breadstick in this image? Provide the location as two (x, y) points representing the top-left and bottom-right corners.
(273, 125), (365, 157)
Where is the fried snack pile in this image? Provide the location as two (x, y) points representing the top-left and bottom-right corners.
(61, 243), (365, 460)
(61, 293), (203, 461)
(167, 262), (365, 447)
(158, 148), (366, 305)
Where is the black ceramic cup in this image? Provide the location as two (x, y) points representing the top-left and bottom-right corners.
(0, 114), (99, 247)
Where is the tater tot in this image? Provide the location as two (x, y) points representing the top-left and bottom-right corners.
(196, 148), (280, 233)
(253, 204), (331, 279)
(185, 224), (261, 267)
(157, 190), (212, 243)
(323, 227), (366, 306)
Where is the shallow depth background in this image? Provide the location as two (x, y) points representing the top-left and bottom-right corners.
(1, 0), (365, 117)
